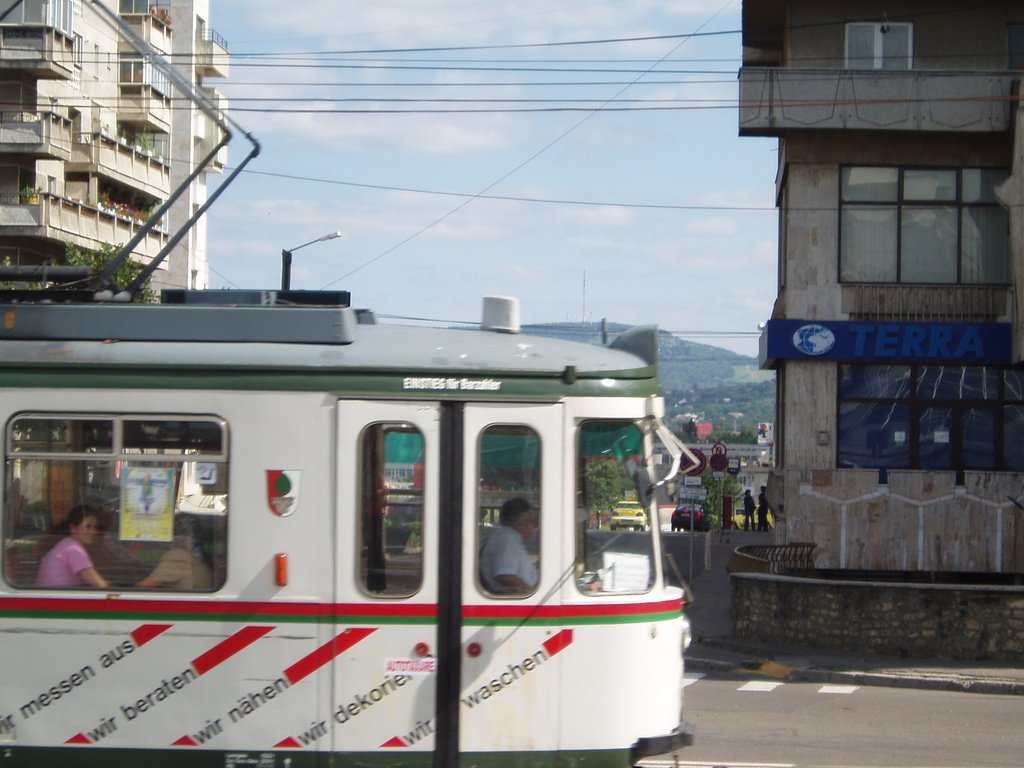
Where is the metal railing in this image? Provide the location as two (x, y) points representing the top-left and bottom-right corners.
(727, 543), (817, 575)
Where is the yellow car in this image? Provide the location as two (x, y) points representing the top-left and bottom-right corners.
(609, 500), (648, 531)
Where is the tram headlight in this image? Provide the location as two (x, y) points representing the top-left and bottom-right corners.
(680, 613), (692, 653)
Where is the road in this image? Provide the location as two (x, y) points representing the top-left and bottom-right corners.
(639, 670), (1024, 768)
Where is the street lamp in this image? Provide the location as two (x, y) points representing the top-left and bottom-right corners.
(281, 231), (342, 290)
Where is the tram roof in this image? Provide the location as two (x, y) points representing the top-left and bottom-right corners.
(0, 291), (660, 386)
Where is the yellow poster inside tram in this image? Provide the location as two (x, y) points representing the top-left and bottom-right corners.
(120, 467), (176, 541)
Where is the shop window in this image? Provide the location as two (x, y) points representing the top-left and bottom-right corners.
(358, 423), (424, 597)
(840, 167), (1010, 285)
(573, 421), (654, 595)
(838, 365), (1017, 471)
(4, 414), (228, 591)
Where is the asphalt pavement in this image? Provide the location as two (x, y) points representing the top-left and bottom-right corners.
(683, 529), (1024, 696)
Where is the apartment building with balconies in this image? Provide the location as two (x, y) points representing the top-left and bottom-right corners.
(0, 0), (228, 292)
(742, 1), (1024, 574)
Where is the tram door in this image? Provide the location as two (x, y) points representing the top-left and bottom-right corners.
(457, 403), (564, 759)
(336, 400), (562, 764)
(335, 401), (443, 758)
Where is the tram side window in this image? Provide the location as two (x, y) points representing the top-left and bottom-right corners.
(358, 423), (424, 597)
(574, 421), (654, 594)
(477, 426), (541, 597)
(3, 415), (228, 592)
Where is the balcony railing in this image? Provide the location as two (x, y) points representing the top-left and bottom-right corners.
(0, 193), (167, 261)
(69, 132), (170, 197)
(0, 110), (72, 160)
(739, 67), (1021, 136)
(0, 26), (75, 79)
(196, 28), (228, 77)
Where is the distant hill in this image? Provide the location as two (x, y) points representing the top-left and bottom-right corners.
(521, 321), (771, 390)
(522, 321), (776, 430)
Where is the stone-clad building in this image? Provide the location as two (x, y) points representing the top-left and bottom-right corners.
(742, 0), (1024, 574)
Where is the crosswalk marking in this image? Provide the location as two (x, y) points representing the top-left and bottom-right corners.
(738, 680), (783, 692)
(683, 676), (861, 695)
(682, 672), (706, 688)
(818, 684), (859, 694)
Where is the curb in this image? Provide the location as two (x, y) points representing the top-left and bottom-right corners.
(685, 656), (1024, 696)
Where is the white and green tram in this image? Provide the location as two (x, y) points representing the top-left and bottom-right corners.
(0, 291), (694, 768)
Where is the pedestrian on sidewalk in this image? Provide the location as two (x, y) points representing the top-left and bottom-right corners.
(742, 489), (755, 531)
(757, 486), (770, 531)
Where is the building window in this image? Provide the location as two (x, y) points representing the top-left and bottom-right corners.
(846, 22), (912, 70)
(840, 167), (1010, 285)
(1009, 25), (1024, 70)
(837, 364), (1022, 471)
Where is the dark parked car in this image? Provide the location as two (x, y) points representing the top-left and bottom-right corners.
(671, 504), (709, 532)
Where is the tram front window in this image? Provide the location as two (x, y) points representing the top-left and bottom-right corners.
(575, 421), (654, 594)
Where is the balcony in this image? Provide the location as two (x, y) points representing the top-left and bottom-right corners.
(196, 29), (228, 78)
(117, 85), (171, 134)
(0, 193), (168, 261)
(68, 132), (170, 199)
(0, 26), (75, 79)
(196, 87), (228, 173)
(120, 10), (172, 55)
(0, 111), (72, 160)
(739, 67), (1020, 136)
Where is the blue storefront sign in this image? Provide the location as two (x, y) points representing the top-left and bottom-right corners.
(761, 320), (1011, 364)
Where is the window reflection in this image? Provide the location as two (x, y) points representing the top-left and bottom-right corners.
(358, 423), (424, 597)
(574, 421), (654, 595)
(476, 426), (541, 597)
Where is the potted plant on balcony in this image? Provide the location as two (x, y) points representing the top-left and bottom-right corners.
(19, 186), (40, 205)
(149, 5), (171, 27)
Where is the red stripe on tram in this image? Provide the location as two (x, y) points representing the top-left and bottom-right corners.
(283, 627), (376, 685)
(463, 597), (683, 620)
(542, 629), (573, 656)
(131, 623), (172, 647)
(191, 625), (274, 676)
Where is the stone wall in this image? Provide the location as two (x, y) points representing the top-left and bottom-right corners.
(781, 468), (1024, 573)
(732, 573), (1024, 661)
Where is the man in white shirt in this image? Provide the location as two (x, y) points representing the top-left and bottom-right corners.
(480, 497), (539, 595)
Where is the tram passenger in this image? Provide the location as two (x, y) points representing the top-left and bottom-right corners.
(479, 497), (539, 595)
(36, 505), (111, 589)
(136, 516), (214, 590)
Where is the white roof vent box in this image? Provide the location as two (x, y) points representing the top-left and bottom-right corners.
(481, 295), (521, 334)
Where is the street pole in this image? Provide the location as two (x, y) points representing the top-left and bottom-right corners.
(280, 231), (342, 290)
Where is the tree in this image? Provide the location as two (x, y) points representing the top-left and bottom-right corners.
(584, 459), (623, 527)
(700, 469), (742, 530)
(63, 242), (156, 303)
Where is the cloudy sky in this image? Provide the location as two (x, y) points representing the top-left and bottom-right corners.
(202, 0), (778, 357)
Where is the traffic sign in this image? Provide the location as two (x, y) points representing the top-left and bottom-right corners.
(683, 448), (707, 476)
(679, 487), (707, 500)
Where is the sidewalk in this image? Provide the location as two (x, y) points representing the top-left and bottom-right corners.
(683, 529), (1024, 696)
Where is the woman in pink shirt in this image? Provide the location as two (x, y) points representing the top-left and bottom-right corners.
(36, 505), (110, 589)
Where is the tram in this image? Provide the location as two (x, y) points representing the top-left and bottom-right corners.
(0, 290), (694, 768)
